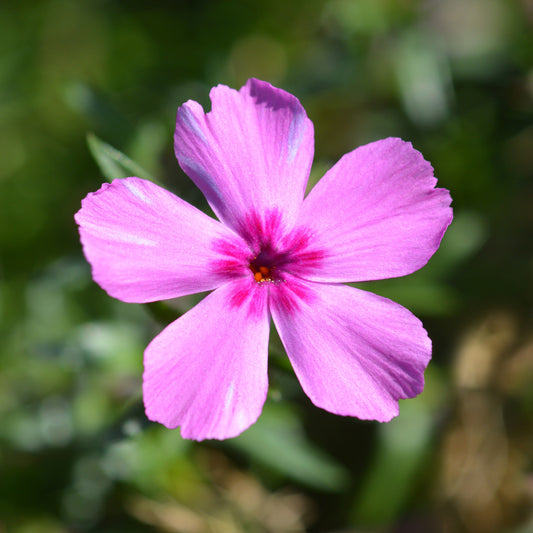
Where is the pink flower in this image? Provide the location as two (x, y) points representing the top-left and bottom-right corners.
(75, 78), (452, 441)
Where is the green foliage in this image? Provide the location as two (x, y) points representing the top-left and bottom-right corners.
(87, 133), (159, 184)
(229, 402), (349, 492)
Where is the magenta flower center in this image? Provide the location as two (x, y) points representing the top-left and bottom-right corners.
(248, 245), (287, 283)
(212, 211), (327, 285)
(249, 262), (274, 283)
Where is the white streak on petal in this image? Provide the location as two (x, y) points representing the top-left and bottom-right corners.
(288, 111), (305, 163)
(178, 102), (208, 143)
(123, 179), (152, 203)
(82, 220), (157, 246)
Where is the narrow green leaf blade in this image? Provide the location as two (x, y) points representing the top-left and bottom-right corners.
(87, 133), (159, 184)
(227, 402), (349, 492)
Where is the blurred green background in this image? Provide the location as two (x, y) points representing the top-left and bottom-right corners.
(1, 0), (532, 532)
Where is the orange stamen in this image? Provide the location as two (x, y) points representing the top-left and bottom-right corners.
(250, 262), (274, 282)
(259, 266), (270, 277)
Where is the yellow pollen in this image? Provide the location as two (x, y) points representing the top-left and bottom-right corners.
(250, 264), (273, 282)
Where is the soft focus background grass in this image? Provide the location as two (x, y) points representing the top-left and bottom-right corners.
(1, 1), (532, 532)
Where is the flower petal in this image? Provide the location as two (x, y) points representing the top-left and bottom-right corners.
(270, 278), (431, 422)
(143, 279), (270, 440)
(298, 138), (452, 282)
(174, 78), (314, 234)
(75, 177), (250, 303)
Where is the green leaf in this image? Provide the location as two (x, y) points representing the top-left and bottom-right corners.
(353, 369), (445, 527)
(227, 402), (349, 492)
(87, 133), (159, 184)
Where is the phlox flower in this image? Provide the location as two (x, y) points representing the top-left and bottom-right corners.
(75, 78), (452, 441)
